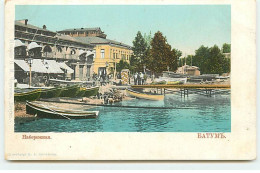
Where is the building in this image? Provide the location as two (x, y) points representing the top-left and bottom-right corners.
(57, 28), (133, 78)
(177, 65), (200, 76)
(58, 27), (107, 38)
(14, 19), (95, 86)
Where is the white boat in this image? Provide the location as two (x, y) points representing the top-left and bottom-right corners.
(154, 77), (187, 84)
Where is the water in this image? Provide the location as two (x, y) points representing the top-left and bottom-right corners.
(15, 92), (231, 132)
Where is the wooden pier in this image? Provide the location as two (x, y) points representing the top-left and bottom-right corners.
(131, 84), (230, 89)
(131, 84), (230, 97)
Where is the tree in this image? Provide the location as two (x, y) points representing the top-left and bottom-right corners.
(222, 43), (231, 53)
(147, 31), (180, 73)
(131, 31), (147, 72)
(144, 31), (152, 49)
(192, 45), (230, 74)
(116, 60), (131, 73)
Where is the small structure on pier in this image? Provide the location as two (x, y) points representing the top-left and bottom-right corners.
(121, 69), (130, 85)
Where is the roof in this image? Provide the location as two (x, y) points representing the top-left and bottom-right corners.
(74, 37), (132, 49)
(15, 20), (56, 34)
(56, 34), (94, 48)
(58, 27), (102, 32)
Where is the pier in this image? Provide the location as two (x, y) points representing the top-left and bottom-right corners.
(131, 84), (230, 97)
(131, 84), (231, 89)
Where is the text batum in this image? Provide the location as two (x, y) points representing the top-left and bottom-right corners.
(197, 133), (226, 139)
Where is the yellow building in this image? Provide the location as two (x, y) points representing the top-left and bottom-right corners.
(74, 37), (132, 77)
(57, 28), (133, 78)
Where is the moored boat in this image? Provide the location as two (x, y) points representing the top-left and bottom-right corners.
(26, 101), (99, 119)
(15, 89), (42, 102)
(40, 87), (63, 98)
(76, 86), (99, 97)
(126, 89), (164, 101)
(84, 86), (99, 97)
(59, 85), (80, 97)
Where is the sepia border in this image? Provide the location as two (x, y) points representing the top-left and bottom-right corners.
(4, 0), (256, 160)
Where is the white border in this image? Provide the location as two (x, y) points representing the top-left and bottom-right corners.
(3, 0), (256, 161)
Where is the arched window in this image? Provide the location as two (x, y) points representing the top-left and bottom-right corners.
(43, 45), (52, 53)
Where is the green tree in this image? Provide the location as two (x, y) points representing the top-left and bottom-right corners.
(131, 31), (147, 72)
(116, 60), (131, 73)
(147, 31), (179, 73)
(192, 45), (230, 74)
(222, 43), (231, 53)
(144, 31), (152, 49)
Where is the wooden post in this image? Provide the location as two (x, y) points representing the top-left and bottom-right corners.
(29, 65), (31, 88)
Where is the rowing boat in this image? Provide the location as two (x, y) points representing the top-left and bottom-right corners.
(40, 87), (63, 98)
(126, 89), (164, 101)
(15, 89), (42, 102)
(76, 86), (99, 97)
(26, 101), (99, 119)
(59, 85), (80, 97)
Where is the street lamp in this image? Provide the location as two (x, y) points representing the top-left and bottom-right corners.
(143, 65), (146, 74)
(28, 58), (33, 88)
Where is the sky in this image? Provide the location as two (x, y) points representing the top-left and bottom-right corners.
(15, 5), (231, 56)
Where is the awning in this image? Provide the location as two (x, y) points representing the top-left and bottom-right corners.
(15, 59), (71, 74)
(79, 50), (87, 56)
(43, 60), (64, 73)
(14, 60), (30, 72)
(57, 62), (74, 74)
(15, 40), (26, 48)
(28, 42), (42, 50)
(31, 59), (48, 73)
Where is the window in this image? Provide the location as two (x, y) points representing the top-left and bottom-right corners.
(101, 49), (105, 59)
(93, 49), (96, 58)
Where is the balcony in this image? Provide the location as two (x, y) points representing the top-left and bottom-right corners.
(41, 52), (78, 60)
(42, 52), (54, 58)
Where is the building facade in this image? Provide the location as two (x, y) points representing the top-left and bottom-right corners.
(14, 19), (95, 86)
(57, 29), (133, 78)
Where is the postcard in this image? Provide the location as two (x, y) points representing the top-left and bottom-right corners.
(5, 0), (256, 160)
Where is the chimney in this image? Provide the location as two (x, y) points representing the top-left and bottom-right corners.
(25, 19), (28, 25)
(43, 25), (47, 29)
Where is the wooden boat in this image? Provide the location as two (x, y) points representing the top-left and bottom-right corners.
(76, 86), (99, 97)
(26, 101), (99, 119)
(59, 85), (80, 97)
(40, 87), (63, 98)
(126, 89), (164, 101)
(84, 86), (99, 97)
(14, 89), (42, 102)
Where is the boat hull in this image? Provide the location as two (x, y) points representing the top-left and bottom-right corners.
(126, 89), (164, 101)
(76, 87), (99, 97)
(60, 85), (80, 97)
(14, 89), (42, 102)
(40, 87), (63, 98)
(26, 101), (98, 119)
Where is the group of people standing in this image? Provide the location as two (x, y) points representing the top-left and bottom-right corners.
(134, 72), (145, 85)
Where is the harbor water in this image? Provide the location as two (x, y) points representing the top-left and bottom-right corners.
(15, 92), (231, 132)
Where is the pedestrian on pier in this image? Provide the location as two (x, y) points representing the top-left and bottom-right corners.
(134, 73), (137, 85)
(137, 73), (141, 85)
(140, 72), (144, 85)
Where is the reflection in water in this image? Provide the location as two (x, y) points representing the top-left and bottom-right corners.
(15, 92), (231, 132)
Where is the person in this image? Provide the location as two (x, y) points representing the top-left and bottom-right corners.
(140, 72), (144, 85)
(152, 73), (155, 82)
(137, 72), (141, 85)
(134, 72), (137, 85)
